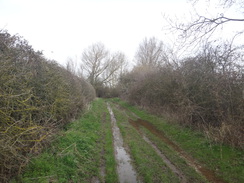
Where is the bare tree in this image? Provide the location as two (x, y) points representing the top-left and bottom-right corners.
(81, 43), (109, 86)
(101, 51), (127, 87)
(80, 43), (127, 89)
(135, 37), (169, 68)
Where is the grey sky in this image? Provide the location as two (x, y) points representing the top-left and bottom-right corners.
(0, 0), (242, 66)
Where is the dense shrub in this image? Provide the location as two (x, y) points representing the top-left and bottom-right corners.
(0, 30), (95, 182)
(119, 42), (244, 149)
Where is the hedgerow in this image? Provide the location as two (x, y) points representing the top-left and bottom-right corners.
(0, 30), (95, 182)
(119, 41), (244, 149)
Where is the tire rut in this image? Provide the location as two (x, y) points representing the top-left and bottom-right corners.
(129, 118), (187, 183)
(143, 135), (187, 183)
(107, 103), (140, 183)
(129, 118), (227, 183)
(113, 102), (227, 183)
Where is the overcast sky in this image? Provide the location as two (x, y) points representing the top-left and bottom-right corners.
(0, 0), (242, 66)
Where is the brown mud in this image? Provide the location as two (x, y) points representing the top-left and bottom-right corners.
(129, 118), (227, 183)
(142, 135), (187, 183)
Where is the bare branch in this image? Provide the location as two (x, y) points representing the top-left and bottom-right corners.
(165, 0), (244, 52)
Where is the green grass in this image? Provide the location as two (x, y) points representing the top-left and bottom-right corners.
(11, 98), (243, 183)
(111, 98), (244, 183)
(141, 127), (207, 182)
(12, 98), (118, 183)
(110, 102), (180, 183)
(103, 105), (119, 183)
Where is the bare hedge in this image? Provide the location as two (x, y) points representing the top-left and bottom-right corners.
(119, 43), (244, 149)
(0, 30), (95, 182)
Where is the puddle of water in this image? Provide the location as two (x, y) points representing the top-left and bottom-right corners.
(129, 119), (227, 183)
(107, 103), (139, 183)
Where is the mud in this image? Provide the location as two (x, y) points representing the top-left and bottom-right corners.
(143, 135), (187, 183)
(129, 118), (227, 183)
(107, 103), (139, 183)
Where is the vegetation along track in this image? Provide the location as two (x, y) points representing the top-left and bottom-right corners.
(129, 118), (226, 183)
(12, 98), (243, 183)
(109, 98), (243, 183)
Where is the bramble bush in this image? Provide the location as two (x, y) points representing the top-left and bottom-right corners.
(0, 30), (95, 182)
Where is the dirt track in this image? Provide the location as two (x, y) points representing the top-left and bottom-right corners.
(108, 102), (227, 183)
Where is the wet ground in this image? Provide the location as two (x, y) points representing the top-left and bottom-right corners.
(107, 103), (139, 183)
(106, 102), (227, 183)
(129, 118), (227, 183)
(142, 135), (187, 183)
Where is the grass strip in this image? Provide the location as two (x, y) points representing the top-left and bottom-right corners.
(110, 101), (180, 183)
(103, 104), (119, 183)
(11, 98), (118, 183)
(141, 127), (207, 182)
(112, 98), (244, 183)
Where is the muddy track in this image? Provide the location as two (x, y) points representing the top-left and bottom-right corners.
(129, 118), (227, 183)
(111, 102), (228, 183)
(142, 135), (187, 183)
(107, 103), (140, 183)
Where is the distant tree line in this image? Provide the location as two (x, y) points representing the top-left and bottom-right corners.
(0, 30), (95, 182)
(76, 35), (243, 149)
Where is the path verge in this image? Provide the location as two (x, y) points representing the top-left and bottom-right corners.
(111, 98), (243, 183)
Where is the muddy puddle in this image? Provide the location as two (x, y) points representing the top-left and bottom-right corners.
(129, 118), (227, 183)
(107, 103), (139, 183)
